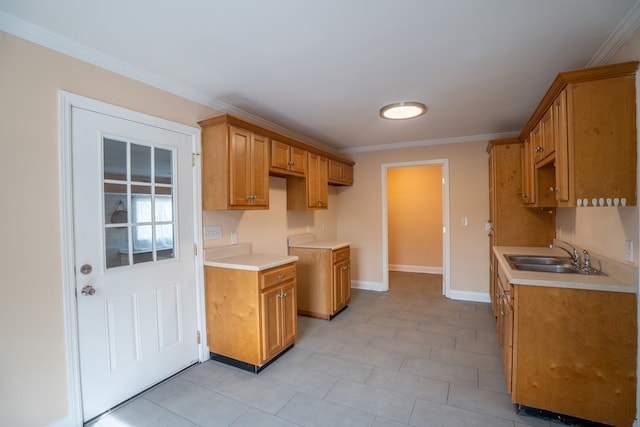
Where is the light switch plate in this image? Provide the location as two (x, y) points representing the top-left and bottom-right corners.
(625, 240), (634, 263)
(204, 225), (222, 240)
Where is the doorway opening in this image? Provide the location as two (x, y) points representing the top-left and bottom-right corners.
(381, 160), (450, 295)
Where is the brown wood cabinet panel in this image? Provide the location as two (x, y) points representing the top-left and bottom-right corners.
(205, 262), (297, 370)
(287, 152), (328, 210)
(289, 246), (350, 320)
(519, 61), (638, 207)
(328, 159), (354, 185)
(200, 119), (269, 210)
(270, 140), (307, 177)
(512, 285), (637, 427)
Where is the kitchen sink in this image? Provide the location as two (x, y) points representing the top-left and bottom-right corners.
(506, 255), (570, 265)
(511, 263), (580, 274)
(505, 254), (606, 275)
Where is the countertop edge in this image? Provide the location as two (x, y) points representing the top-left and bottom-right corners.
(493, 246), (637, 294)
(204, 254), (299, 271)
(288, 241), (351, 250)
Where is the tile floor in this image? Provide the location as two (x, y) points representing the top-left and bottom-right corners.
(89, 272), (562, 427)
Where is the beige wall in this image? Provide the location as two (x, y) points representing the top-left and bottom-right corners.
(202, 177), (341, 253)
(387, 166), (443, 270)
(337, 142), (489, 295)
(0, 32), (220, 426)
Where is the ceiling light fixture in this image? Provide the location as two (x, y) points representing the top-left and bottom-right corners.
(379, 101), (427, 120)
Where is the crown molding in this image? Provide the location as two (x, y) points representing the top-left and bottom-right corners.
(340, 131), (520, 154)
(587, 0), (640, 67)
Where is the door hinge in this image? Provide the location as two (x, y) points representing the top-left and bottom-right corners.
(193, 243), (198, 256)
(192, 152), (200, 167)
(197, 330), (201, 344)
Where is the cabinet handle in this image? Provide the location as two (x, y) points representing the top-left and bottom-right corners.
(342, 265), (348, 271)
(521, 193), (528, 199)
(535, 146), (544, 153)
(276, 274), (285, 281)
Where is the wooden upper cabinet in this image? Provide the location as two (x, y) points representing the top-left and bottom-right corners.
(270, 139), (307, 177)
(520, 61), (638, 207)
(200, 117), (269, 210)
(287, 152), (328, 210)
(328, 159), (354, 186)
(229, 126), (269, 208)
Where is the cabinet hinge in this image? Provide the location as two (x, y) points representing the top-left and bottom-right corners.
(197, 330), (201, 344)
(194, 243), (198, 256)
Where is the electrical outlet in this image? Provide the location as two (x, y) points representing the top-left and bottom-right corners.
(204, 225), (222, 240)
(625, 240), (634, 263)
(230, 232), (238, 244)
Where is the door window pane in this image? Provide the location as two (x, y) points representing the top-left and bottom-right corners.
(155, 148), (172, 185)
(131, 144), (151, 182)
(104, 138), (127, 181)
(103, 140), (176, 269)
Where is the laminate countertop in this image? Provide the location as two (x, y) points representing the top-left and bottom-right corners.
(204, 243), (298, 271)
(288, 241), (350, 250)
(494, 246), (637, 294)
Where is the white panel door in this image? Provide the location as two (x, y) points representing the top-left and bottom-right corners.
(71, 107), (198, 421)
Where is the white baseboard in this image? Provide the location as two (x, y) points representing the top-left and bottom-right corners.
(446, 290), (490, 303)
(351, 280), (386, 292)
(388, 264), (443, 274)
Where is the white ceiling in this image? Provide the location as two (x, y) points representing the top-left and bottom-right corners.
(1, 0), (639, 153)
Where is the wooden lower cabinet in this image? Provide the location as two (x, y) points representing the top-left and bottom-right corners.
(289, 246), (350, 320)
(205, 263), (297, 372)
(497, 264), (637, 426)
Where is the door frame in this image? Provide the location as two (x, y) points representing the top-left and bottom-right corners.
(381, 160), (450, 296)
(58, 91), (207, 425)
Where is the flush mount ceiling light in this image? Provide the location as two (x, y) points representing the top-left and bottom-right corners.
(379, 101), (427, 120)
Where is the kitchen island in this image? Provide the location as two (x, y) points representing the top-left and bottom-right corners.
(493, 245), (637, 427)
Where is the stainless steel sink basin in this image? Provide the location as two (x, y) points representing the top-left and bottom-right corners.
(505, 254), (606, 275)
(511, 263), (580, 274)
(506, 255), (570, 265)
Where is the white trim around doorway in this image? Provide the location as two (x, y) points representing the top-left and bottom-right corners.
(381, 160), (451, 296)
(56, 91), (206, 426)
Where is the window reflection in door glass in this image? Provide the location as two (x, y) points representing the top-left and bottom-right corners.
(131, 144), (151, 183)
(103, 139), (177, 268)
(155, 148), (172, 185)
(103, 139), (127, 181)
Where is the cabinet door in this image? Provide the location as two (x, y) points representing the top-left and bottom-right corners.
(290, 146), (307, 176)
(539, 109), (554, 163)
(333, 259), (350, 312)
(270, 139), (292, 173)
(553, 90), (569, 203)
(328, 159), (354, 185)
(261, 286), (282, 363)
(307, 152), (328, 208)
(229, 126), (252, 206)
(281, 282), (297, 348)
(250, 132), (269, 207)
(521, 137), (536, 205)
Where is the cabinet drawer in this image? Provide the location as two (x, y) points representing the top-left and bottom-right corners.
(333, 247), (350, 263)
(261, 263), (296, 290)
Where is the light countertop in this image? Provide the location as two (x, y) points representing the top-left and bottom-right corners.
(204, 243), (298, 271)
(288, 241), (351, 250)
(494, 246), (637, 294)
(287, 233), (350, 250)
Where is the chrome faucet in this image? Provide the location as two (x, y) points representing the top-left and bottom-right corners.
(549, 240), (581, 267)
(582, 250), (591, 272)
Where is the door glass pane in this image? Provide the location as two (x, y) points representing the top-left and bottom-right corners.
(155, 148), (172, 184)
(104, 138), (127, 181)
(105, 227), (129, 268)
(155, 193), (173, 222)
(131, 144), (151, 182)
(104, 184), (128, 225)
(104, 139), (176, 269)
